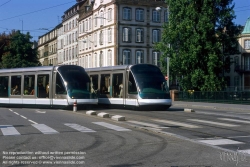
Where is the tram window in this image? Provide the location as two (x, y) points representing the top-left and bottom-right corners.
(90, 75), (98, 93)
(11, 75), (21, 95)
(55, 73), (66, 95)
(37, 74), (49, 98)
(128, 72), (137, 94)
(100, 74), (110, 95)
(23, 75), (35, 95)
(112, 73), (123, 98)
(0, 76), (8, 97)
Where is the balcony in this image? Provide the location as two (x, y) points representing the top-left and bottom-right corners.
(235, 65), (250, 73)
(43, 51), (48, 57)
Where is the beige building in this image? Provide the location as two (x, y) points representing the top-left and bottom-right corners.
(224, 17), (250, 91)
(37, 25), (59, 66)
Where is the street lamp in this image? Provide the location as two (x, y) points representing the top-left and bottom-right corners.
(156, 6), (170, 87)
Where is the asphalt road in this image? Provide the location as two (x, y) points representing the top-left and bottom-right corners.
(0, 106), (249, 167)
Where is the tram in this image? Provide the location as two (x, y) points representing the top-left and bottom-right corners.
(85, 64), (172, 110)
(0, 65), (98, 109)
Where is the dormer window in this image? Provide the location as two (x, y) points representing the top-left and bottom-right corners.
(245, 40), (250, 49)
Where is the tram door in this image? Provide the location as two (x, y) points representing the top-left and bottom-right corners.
(36, 73), (51, 106)
(22, 73), (36, 105)
(125, 70), (138, 107)
(111, 73), (124, 105)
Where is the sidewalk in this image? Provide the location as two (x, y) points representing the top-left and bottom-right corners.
(172, 101), (250, 112)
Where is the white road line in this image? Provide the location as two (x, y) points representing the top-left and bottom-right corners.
(32, 124), (59, 134)
(9, 109), (13, 112)
(198, 139), (244, 145)
(64, 123), (96, 132)
(228, 136), (250, 139)
(35, 110), (46, 113)
(218, 118), (250, 124)
(127, 120), (163, 128)
(152, 119), (200, 128)
(0, 125), (21, 136)
(188, 119), (239, 127)
(93, 122), (131, 131)
(20, 115), (27, 119)
(13, 112), (19, 115)
(238, 149), (250, 155)
(28, 120), (38, 124)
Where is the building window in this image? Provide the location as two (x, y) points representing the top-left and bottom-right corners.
(94, 33), (97, 46)
(152, 10), (160, 22)
(136, 50), (144, 64)
(123, 7), (131, 20)
(108, 29), (112, 43)
(99, 51), (103, 67)
(94, 14), (97, 27)
(122, 27), (131, 42)
(94, 53), (97, 67)
(122, 49), (131, 65)
(153, 51), (160, 66)
(152, 29), (160, 43)
(99, 31), (103, 45)
(100, 11), (104, 26)
(107, 8), (112, 21)
(234, 76), (239, 88)
(136, 8), (144, 21)
(107, 50), (112, 66)
(89, 17), (92, 30)
(135, 28), (144, 43)
(164, 10), (168, 22)
(244, 40), (250, 49)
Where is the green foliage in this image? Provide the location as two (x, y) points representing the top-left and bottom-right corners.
(1, 30), (41, 68)
(155, 0), (241, 91)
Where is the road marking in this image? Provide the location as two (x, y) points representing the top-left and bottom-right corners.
(127, 120), (170, 129)
(238, 149), (250, 155)
(28, 120), (38, 124)
(152, 119), (200, 128)
(93, 122), (131, 131)
(228, 136), (250, 139)
(64, 123), (96, 132)
(188, 119), (239, 127)
(0, 125), (21, 136)
(36, 110), (46, 113)
(218, 118), (250, 124)
(9, 109), (13, 112)
(13, 112), (19, 115)
(20, 115), (27, 119)
(32, 124), (59, 134)
(198, 139), (244, 145)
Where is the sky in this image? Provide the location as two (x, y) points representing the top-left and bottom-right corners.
(0, 0), (249, 42)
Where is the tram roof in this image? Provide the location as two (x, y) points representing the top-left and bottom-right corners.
(85, 65), (130, 72)
(0, 65), (83, 73)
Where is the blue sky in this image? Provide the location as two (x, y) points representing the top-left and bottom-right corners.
(0, 0), (249, 42)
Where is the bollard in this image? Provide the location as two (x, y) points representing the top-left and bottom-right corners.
(73, 100), (77, 112)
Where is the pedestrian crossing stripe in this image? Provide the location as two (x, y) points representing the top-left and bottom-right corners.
(218, 118), (250, 124)
(197, 139), (244, 146)
(188, 119), (239, 127)
(64, 123), (96, 132)
(152, 119), (200, 128)
(32, 124), (59, 134)
(0, 125), (20, 136)
(93, 122), (131, 131)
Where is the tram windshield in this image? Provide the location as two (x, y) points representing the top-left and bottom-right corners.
(130, 64), (169, 97)
(57, 65), (95, 99)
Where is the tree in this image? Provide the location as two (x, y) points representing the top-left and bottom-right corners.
(2, 30), (41, 68)
(155, 0), (241, 91)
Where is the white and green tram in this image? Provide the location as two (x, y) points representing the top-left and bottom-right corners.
(86, 64), (172, 110)
(0, 65), (98, 109)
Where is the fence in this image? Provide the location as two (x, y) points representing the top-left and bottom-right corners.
(173, 90), (250, 105)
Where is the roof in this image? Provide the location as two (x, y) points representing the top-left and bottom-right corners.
(242, 17), (250, 34)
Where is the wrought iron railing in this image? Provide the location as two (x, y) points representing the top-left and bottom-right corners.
(174, 91), (250, 104)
